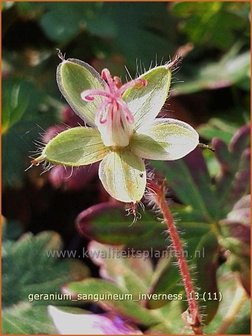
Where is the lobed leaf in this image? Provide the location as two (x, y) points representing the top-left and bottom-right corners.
(3, 230), (89, 308)
(213, 125), (250, 210)
(67, 279), (159, 326)
(3, 304), (56, 334)
(153, 148), (221, 221)
(88, 241), (153, 296)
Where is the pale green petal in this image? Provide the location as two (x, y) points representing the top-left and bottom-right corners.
(42, 127), (108, 166)
(57, 59), (104, 126)
(130, 118), (199, 160)
(122, 66), (172, 130)
(98, 150), (146, 203)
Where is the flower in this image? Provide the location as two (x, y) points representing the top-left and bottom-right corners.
(33, 58), (199, 203)
(48, 306), (142, 335)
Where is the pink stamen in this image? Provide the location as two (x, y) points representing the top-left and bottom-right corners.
(119, 78), (148, 95)
(95, 101), (109, 124)
(101, 69), (115, 92)
(100, 115), (107, 124)
(117, 99), (134, 124)
(81, 68), (148, 137)
(113, 76), (122, 89)
(83, 95), (94, 101)
(81, 89), (111, 102)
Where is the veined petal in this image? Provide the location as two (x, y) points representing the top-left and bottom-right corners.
(130, 118), (199, 160)
(98, 150), (146, 203)
(122, 66), (172, 130)
(57, 59), (105, 126)
(48, 306), (142, 335)
(42, 127), (108, 166)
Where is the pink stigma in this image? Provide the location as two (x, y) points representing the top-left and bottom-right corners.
(81, 69), (147, 126)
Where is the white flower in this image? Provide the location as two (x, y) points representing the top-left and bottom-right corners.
(33, 59), (199, 203)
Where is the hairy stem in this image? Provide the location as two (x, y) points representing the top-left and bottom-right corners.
(148, 180), (203, 334)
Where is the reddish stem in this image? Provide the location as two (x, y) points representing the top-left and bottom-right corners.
(148, 180), (203, 335)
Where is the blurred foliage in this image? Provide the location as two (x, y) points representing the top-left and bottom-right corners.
(2, 1), (250, 334)
(173, 43), (250, 95)
(3, 1), (250, 188)
(171, 2), (249, 50)
(2, 79), (58, 187)
(2, 222), (89, 333)
(75, 127), (250, 328)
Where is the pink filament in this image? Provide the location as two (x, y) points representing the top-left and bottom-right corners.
(81, 68), (147, 127)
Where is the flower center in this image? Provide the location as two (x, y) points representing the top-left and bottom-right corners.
(81, 69), (147, 147)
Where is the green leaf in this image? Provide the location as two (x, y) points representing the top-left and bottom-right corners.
(173, 47), (250, 95)
(147, 256), (181, 310)
(85, 3), (176, 68)
(3, 230), (89, 308)
(88, 241), (153, 296)
(2, 80), (29, 133)
(3, 304), (56, 334)
(153, 148), (221, 221)
(147, 224), (220, 324)
(198, 118), (239, 143)
(212, 125), (250, 210)
(219, 195), (250, 294)
(2, 79), (57, 187)
(77, 202), (166, 249)
(146, 300), (185, 333)
(39, 3), (101, 43)
(171, 2), (249, 50)
(67, 278), (158, 326)
(42, 127), (108, 166)
(226, 302), (250, 334)
(56, 58), (104, 126)
(192, 231), (220, 324)
(204, 265), (250, 334)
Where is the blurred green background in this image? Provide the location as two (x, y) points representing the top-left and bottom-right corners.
(2, 2), (250, 334)
(3, 2), (250, 187)
(2, 1), (250, 188)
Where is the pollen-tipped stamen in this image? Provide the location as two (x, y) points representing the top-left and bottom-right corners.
(118, 78), (147, 95)
(101, 68), (115, 92)
(80, 68), (148, 147)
